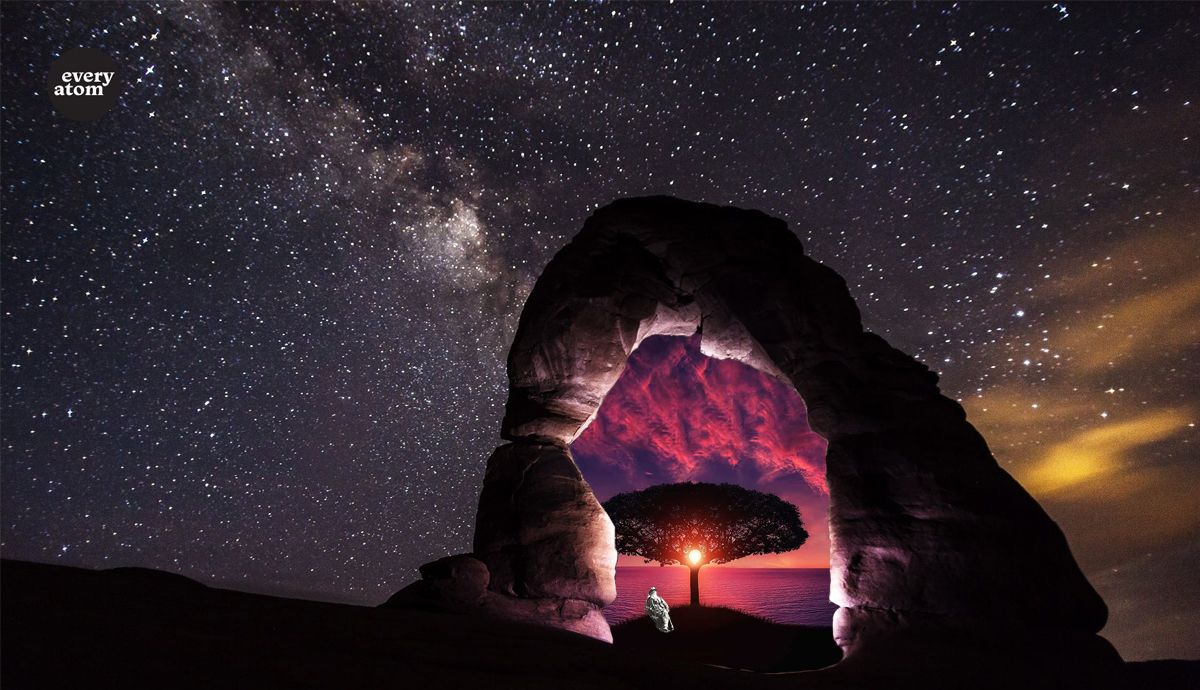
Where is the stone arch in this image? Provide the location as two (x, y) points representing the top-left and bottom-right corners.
(458, 197), (1108, 663)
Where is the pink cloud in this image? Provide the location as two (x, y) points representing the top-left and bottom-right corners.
(572, 335), (828, 499)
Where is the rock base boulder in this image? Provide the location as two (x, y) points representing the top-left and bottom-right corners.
(383, 554), (611, 642)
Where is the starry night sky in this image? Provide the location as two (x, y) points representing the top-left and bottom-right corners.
(2, 2), (1197, 660)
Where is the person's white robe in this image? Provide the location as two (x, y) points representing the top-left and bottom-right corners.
(645, 593), (674, 633)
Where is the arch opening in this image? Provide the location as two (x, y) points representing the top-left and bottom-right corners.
(569, 333), (834, 628)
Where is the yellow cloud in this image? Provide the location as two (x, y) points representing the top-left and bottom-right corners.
(952, 197), (1200, 580)
(1055, 274), (1200, 373)
(1045, 225), (1200, 373)
(1020, 409), (1192, 495)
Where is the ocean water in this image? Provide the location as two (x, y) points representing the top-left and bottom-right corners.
(605, 566), (838, 627)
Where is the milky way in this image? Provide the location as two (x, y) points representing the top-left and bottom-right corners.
(2, 3), (1197, 659)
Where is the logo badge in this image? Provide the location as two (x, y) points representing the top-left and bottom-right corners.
(47, 48), (120, 121)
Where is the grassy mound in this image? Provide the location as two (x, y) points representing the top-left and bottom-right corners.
(610, 604), (842, 673)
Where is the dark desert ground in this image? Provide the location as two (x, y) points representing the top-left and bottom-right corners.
(3, 559), (1196, 689)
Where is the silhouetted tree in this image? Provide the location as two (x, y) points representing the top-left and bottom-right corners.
(602, 482), (808, 606)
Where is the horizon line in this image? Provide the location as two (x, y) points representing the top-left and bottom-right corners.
(616, 564), (830, 569)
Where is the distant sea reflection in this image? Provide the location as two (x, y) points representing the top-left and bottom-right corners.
(605, 567), (838, 627)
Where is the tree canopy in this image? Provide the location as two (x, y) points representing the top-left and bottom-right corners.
(601, 482), (808, 568)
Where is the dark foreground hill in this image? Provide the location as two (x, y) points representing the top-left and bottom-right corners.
(2, 559), (1196, 689)
(611, 604), (842, 673)
(0, 559), (757, 690)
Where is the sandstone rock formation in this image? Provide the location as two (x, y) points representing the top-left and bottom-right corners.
(389, 443), (616, 641)
(402, 196), (1118, 678)
(384, 553), (611, 641)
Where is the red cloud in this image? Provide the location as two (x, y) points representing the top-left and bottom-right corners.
(572, 335), (828, 502)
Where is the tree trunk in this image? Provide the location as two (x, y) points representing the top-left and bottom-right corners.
(689, 565), (700, 606)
